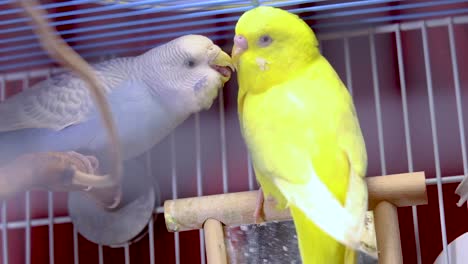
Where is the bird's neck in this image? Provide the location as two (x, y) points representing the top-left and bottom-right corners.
(238, 54), (316, 95)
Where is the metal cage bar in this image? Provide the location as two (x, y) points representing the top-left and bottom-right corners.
(170, 134), (181, 264)
(5, 0), (468, 72)
(219, 89), (229, 194)
(2, 0), (421, 56)
(448, 18), (468, 193)
(124, 244), (130, 264)
(0, 0), (241, 26)
(247, 154), (255, 191)
(0, 0), (97, 16)
(148, 219), (156, 264)
(1, 13), (468, 73)
(194, 112), (207, 264)
(3, 15), (468, 71)
(0, 76), (7, 264)
(22, 76), (32, 264)
(0, 216), (71, 229)
(421, 21), (450, 264)
(145, 152), (156, 264)
(343, 37), (353, 96)
(369, 30), (387, 176)
(0, 0), (396, 35)
(98, 244), (104, 264)
(45, 69), (55, 264)
(73, 226), (79, 264)
(394, 25), (423, 264)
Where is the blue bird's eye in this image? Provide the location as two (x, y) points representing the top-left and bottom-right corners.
(186, 59), (196, 68)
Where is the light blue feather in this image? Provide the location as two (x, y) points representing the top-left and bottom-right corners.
(0, 80), (181, 165)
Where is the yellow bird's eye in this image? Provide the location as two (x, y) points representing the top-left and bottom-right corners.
(258, 34), (273, 47)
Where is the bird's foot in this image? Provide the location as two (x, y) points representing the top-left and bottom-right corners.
(253, 188), (265, 224)
(66, 151), (122, 209)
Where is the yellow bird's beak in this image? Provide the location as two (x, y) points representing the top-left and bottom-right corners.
(210, 49), (234, 84)
(231, 34), (248, 70)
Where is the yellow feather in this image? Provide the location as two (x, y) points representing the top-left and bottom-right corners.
(234, 6), (367, 264)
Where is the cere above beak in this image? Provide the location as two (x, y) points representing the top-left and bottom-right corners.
(231, 34), (248, 68)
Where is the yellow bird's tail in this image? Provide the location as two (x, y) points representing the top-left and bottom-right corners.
(290, 205), (357, 264)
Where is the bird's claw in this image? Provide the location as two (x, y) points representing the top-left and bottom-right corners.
(71, 170), (115, 189)
(72, 170), (122, 209)
(253, 188), (265, 224)
(65, 151), (122, 209)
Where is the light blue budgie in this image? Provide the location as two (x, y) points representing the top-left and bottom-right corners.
(0, 34), (233, 202)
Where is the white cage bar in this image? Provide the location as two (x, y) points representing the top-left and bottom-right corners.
(421, 21), (450, 264)
(170, 134), (181, 264)
(369, 30), (387, 176)
(22, 76), (32, 264)
(343, 37), (353, 96)
(394, 24), (422, 264)
(0, 76), (7, 264)
(194, 113), (207, 264)
(448, 18), (468, 195)
(46, 69), (55, 264)
(145, 152), (157, 264)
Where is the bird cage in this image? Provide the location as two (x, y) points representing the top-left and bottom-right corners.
(1, 0), (468, 264)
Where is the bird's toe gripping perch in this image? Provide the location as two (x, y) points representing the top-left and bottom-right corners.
(0, 151), (119, 205)
(68, 157), (160, 247)
(0, 151), (157, 247)
(59, 151), (122, 209)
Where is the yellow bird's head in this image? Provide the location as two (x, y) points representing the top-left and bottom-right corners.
(232, 6), (320, 92)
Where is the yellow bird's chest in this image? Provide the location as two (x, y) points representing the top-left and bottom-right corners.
(240, 84), (321, 173)
(240, 79), (352, 200)
(241, 82), (334, 155)
(241, 89), (295, 156)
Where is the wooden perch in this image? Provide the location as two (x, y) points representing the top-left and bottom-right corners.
(367, 171), (427, 209)
(165, 172), (426, 264)
(0, 152), (120, 208)
(164, 171), (427, 232)
(374, 201), (403, 264)
(204, 219), (228, 264)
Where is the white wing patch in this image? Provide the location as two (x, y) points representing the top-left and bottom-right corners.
(274, 162), (368, 251)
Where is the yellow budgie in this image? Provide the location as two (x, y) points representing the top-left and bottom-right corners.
(232, 6), (368, 264)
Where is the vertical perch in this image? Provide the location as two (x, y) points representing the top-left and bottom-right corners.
(374, 201), (403, 264)
(204, 219), (227, 264)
